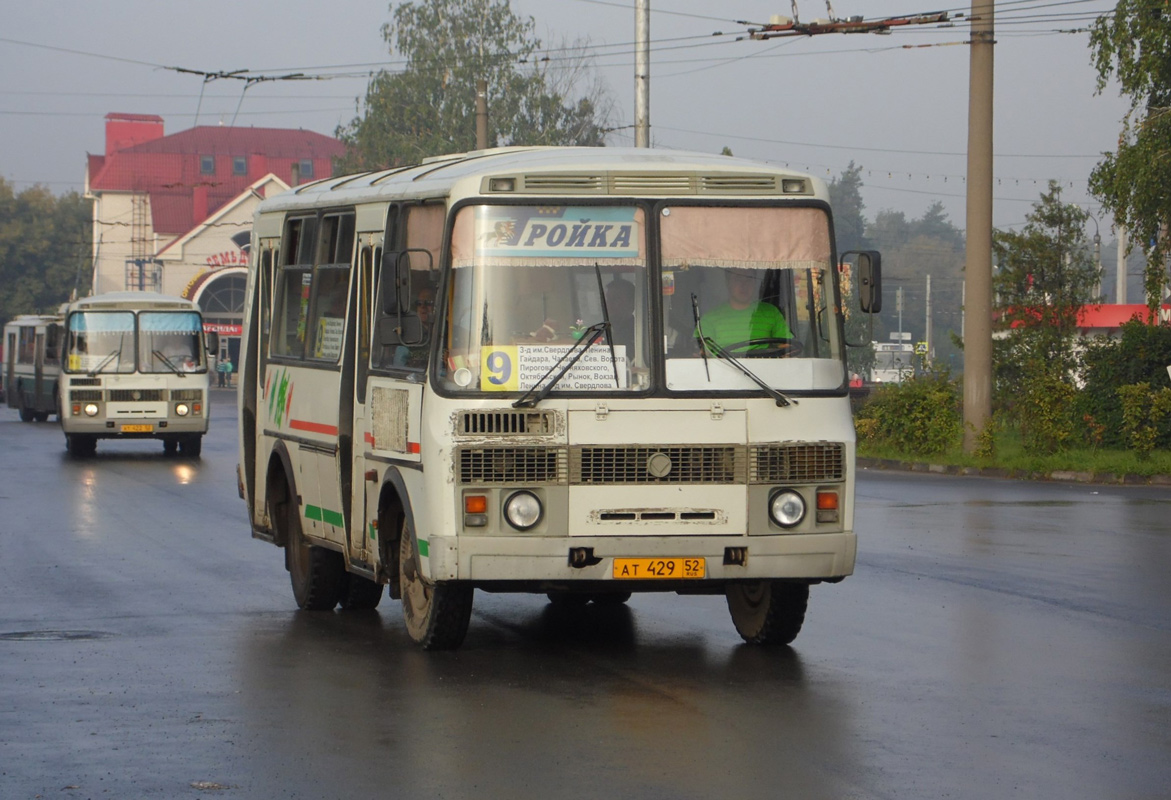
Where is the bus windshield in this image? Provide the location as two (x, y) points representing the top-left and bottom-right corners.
(138, 311), (206, 373)
(66, 311), (136, 374)
(660, 205), (844, 392)
(65, 310), (205, 374)
(438, 204), (650, 394)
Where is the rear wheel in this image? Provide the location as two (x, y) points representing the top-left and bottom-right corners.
(33, 411), (49, 422)
(162, 439), (178, 456)
(591, 591), (632, 606)
(340, 574), (384, 610)
(19, 404), (34, 422)
(546, 591), (590, 608)
(282, 491), (345, 610)
(726, 581), (809, 645)
(399, 518), (472, 650)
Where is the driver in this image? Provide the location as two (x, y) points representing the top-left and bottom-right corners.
(698, 268), (792, 353)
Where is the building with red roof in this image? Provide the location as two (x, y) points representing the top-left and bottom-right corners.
(84, 113), (346, 367)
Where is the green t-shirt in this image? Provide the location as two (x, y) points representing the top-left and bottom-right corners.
(699, 302), (792, 351)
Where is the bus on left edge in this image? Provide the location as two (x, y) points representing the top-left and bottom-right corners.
(3, 313), (64, 422)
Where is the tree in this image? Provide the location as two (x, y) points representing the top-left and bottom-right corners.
(336, 0), (613, 171)
(1089, 1), (1171, 316)
(992, 182), (1099, 439)
(0, 178), (91, 326)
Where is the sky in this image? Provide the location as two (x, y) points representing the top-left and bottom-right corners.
(0, 0), (1132, 235)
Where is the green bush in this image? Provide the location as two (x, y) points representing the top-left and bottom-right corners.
(1117, 382), (1171, 460)
(1019, 372), (1078, 454)
(855, 371), (961, 456)
(1079, 320), (1171, 447)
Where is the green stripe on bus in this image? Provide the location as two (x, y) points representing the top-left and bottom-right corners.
(418, 539), (429, 557)
(305, 505), (344, 527)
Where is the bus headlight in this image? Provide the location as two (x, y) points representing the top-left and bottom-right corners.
(175, 403), (190, 417)
(503, 491), (542, 530)
(769, 489), (805, 528)
(84, 403), (99, 417)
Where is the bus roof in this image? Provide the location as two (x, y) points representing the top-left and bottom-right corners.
(66, 292), (200, 312)
(256, 146), (829, 214)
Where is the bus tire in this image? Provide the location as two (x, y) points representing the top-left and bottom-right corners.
(66, 434), (96, 457)
(34, 411), (49, 422)
(725, 580), (808, 645)
(163, 438), (178, 456)
(340, 574), (384, 610)
(179, 435), (202, 458)
(546, 591), (589, 608)
(591, 591), (632, 606)
(286, 504), (345, 611)
(19, 404), (34, 422)
(399, 519), (472, 650)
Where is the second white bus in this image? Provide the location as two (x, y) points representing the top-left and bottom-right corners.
(4, 313), (64, 422)
(60, 292), (213, 457)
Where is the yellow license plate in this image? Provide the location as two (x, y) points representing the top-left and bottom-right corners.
(613, 557), (705, 580)
(121, 424), (153, 433)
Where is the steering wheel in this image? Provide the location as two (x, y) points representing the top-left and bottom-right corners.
(719, 337), (803, 358)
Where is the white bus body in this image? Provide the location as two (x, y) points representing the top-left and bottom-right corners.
(238, 147), (881, 649)
(870, 342), (915, 384)
(3, 313), (64, 421)
(59, 293), (212, 457)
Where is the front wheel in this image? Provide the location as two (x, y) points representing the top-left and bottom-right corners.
(66, 434), (97, 457)
(726, 581), (809, 645)
(399, 519), (472, 650)
(179, 435), (202, 458)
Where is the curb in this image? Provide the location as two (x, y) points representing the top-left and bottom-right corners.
(857, 457), (1171, 487)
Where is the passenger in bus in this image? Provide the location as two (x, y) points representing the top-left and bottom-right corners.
(698, 268), (793, 354)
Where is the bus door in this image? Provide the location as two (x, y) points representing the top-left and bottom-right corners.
(347, 221), (384, 565)
(363, 204), (444, 553)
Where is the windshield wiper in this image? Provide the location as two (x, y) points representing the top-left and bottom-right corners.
(697, 336), (796, 407)
(690, 293), (794, 408)
(152, 350), (187, 377)
(86, 336), (124, 377)
(512, 322), (609, 409)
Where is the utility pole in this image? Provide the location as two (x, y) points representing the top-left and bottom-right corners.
(634, 0), (650, 147)
(1116, 225), (1128, 304)
(962, 0), (994, 452)
(475, 79), (488, 150)
(925, 274), (933, 362)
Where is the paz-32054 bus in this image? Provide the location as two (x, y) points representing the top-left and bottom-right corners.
(4, 312), (64, 422)
(60, 292), (213, 457)
(238, 147), (881, 649)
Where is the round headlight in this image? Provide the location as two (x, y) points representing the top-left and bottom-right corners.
(84, 403), (99, 417)
(175, 403), (190, 417)
(504, 491), (542, 530)
(769, 490), (806, 528)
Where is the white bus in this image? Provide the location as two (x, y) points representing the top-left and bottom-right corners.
(60, 292), (213, 457)
(3, 313), (64, 421)
(870, 341), (915, 384)
(238, 147), (881, 649)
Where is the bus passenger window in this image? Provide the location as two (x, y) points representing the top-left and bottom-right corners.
(272, 269), (312, 358)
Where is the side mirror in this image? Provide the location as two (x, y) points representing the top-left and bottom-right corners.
(846, 250), (882, 314)
(379, 251), (408, 315)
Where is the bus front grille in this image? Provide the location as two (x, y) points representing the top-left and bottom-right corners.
(571, 446), (744, 485)
(108, 389), (166, 402)
(70, 390), (102, 402)
(458, 447), (568, 485)
(750, 443), (845, 483)
(458, 410), (555, 436)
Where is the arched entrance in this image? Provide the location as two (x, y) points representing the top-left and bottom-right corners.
(185, 267), (247, 385)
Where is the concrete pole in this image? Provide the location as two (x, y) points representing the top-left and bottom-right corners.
(926, 274), (933, 362)
(475, 80), (489, 151)
(1116, 225), (1127, 304)
(962, 0), (994, 452)
(635, 0), (650, 147)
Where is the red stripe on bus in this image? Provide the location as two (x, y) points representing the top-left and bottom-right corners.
(408, 442), (421, 454)
(364, 432), (376, 446)
(289, 419), (339, 436)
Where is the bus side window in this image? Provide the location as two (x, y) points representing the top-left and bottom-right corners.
(272, 217), (316, 359)
(306, 213), (355, 362)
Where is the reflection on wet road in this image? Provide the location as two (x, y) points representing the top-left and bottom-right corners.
(1, 396), (1168, 798)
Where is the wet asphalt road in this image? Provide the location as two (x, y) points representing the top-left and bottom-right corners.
(1, 389), (1169, 799)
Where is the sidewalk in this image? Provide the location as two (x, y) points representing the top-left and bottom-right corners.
(858, 457), (1171, 487)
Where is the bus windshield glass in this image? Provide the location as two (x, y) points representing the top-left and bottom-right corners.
(65, 311), (136, 374)
(659, 205), (844, 392)
(438, 204), (649, 394)
(138, 311), (206, 373)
